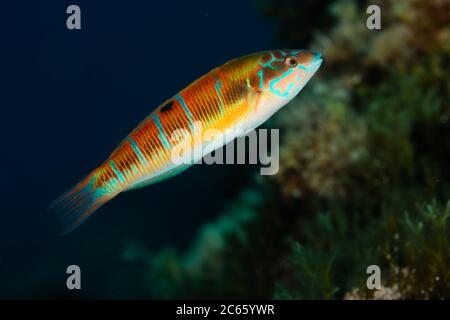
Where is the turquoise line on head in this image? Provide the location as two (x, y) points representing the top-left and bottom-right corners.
(261, 51), (284, 70)
(258, 70), (264, 90)
(299, 65), (312, 71)
(269, 69), (295, 97)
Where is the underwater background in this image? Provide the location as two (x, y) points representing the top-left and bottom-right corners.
(1, 0), (449, 299)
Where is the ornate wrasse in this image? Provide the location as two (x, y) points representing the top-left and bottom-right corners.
(50, 49), (323, 234)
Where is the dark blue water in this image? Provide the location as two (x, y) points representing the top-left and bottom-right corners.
(0, 1), (277, 298)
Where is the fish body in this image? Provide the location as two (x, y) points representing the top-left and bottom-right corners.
(51, 49), (323, 234)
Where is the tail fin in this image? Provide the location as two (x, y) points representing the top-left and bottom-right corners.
(49, 171), (117, 235)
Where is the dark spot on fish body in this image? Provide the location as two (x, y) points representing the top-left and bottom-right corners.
(160, 101), (174, 113)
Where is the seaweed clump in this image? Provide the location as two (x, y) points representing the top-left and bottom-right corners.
(124, 188), (297, 299)
(126, 0), (450, 299)
(275, 200), (450, 299)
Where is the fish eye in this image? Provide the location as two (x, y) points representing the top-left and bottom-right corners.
(285, 55), (298, 68)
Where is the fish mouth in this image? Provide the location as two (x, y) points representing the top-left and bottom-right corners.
(308, 58), (323, 73)
(312, 58), (323, 67)
(311, 51), (323, 66)
(309, 51), (323, 72)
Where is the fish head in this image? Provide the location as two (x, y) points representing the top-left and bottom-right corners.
(246, 49), (322, 127)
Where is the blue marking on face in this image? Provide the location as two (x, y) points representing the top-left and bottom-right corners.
(269, 69), (295, 97)
(261, 52), (284, 70)
(257, 70), (265, 90)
